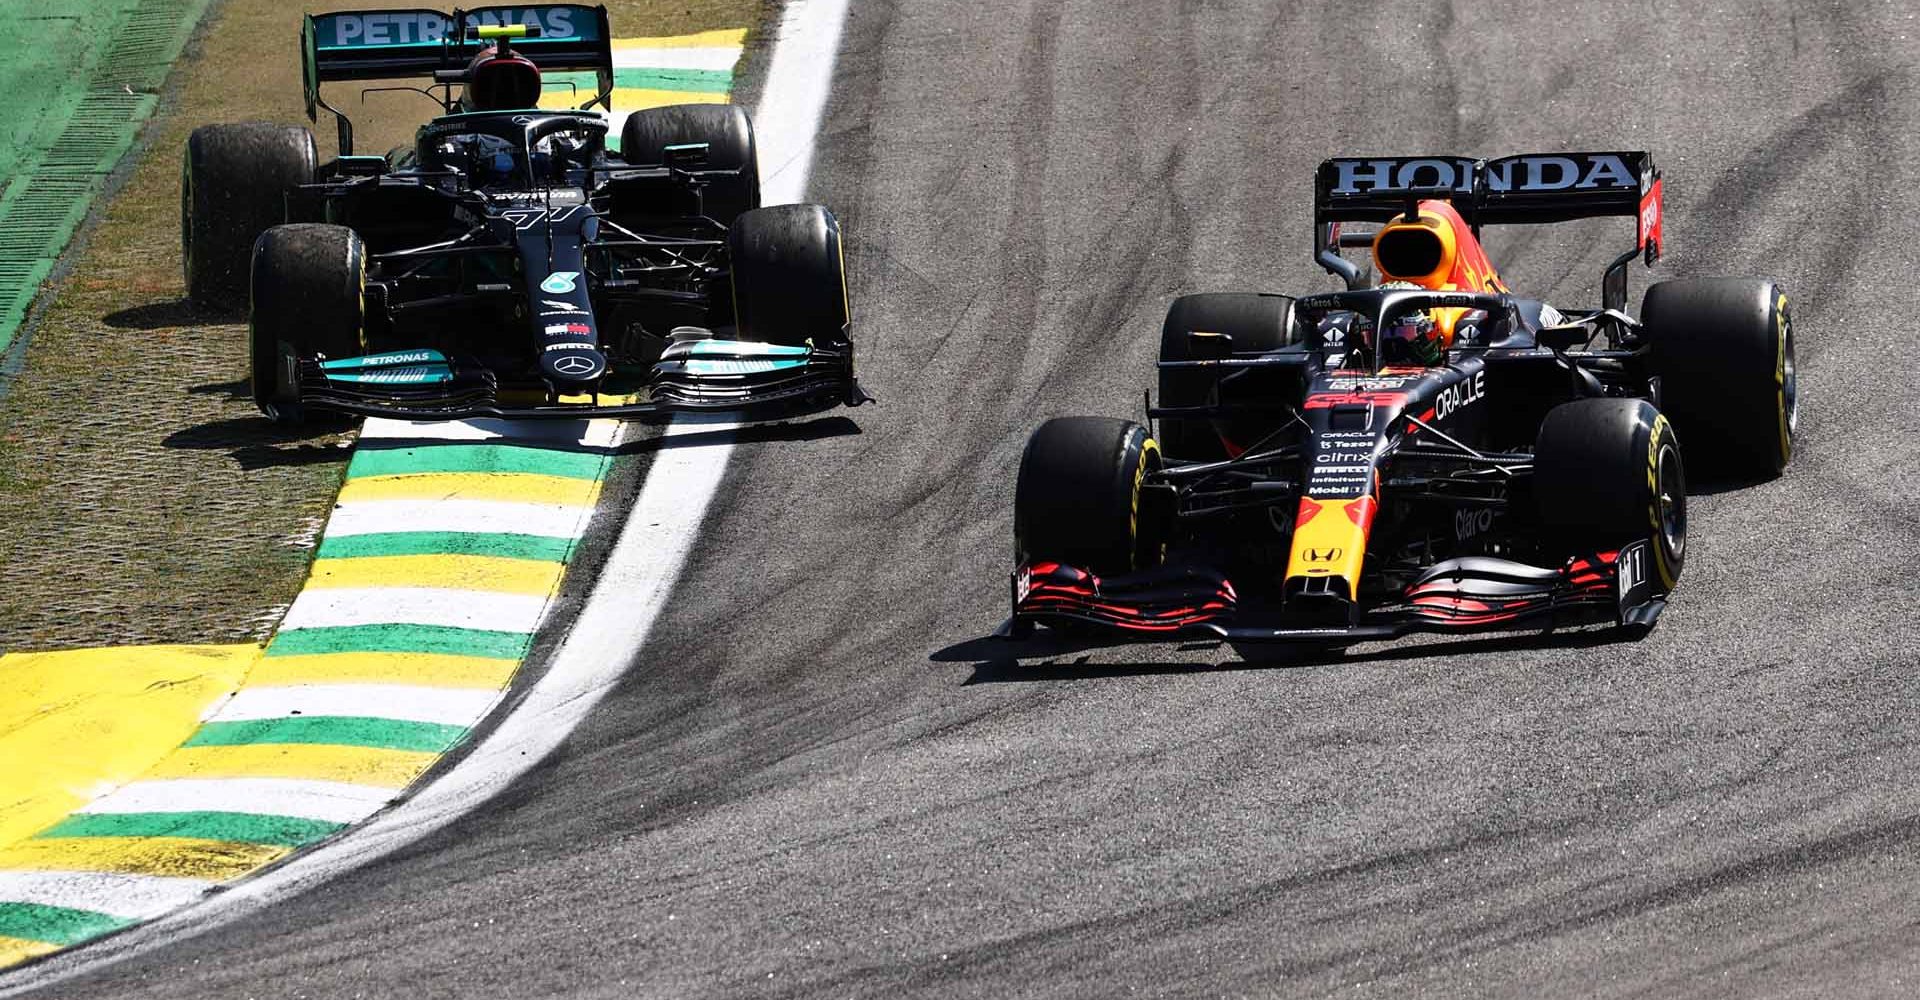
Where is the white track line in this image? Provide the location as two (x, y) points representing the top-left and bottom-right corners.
(0, 873), (215, 922)
(207, 686), (502, 728)
(320, 499), (596, 540)
(277, 588), (549, 633)
(0, 0), (849, 989)
(77, 780), (395, 825)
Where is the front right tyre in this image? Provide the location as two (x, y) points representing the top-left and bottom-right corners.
(1533, 397), (1686, 593)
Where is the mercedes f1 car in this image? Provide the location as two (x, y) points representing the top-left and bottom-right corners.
(181, 4), (867, 422)
(1008, 151), (1798, 645)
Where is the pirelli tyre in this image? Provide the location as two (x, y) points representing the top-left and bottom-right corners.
(1015, 416), (1165, 576)
(182, 123), (317, 310)
(728, 204), (848, 347)
(1157, 293), (1296, 461)
(249, 224), (366, 422)
(1643, 278), (1797, 479)
(1534, 398), (1686, 594)
(620, 104), (761, 227)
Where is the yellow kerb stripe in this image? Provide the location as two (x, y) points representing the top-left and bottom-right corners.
(247, 652), (519, 690)
(0, 936), (61, 968)
(305, 554), (567, 597)
(612, 28), (747, 49)
(146, 745), (438, 789)
(0, 837), (286, 882)
(610, 87), (730, 110)
(336, 472), (600, 508)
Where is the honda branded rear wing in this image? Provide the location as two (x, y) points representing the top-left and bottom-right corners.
(1313, 151), (1664, 310)
(301, 5), (613, 153)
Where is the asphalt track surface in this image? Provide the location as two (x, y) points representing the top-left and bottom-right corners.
(41, 1), (1920, 997)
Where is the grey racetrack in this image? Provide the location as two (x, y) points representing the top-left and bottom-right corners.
(45, 1), (1920, 997)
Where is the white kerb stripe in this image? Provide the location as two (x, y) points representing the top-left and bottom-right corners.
(78, 779), (396, 826)
(208, 685), (503, 728)
(0, 872), (215, 921)
(358, 417), (621, 449)
(321, 500), (596, 540)
(277, 588), (549, 633)
(612, 46), (742, 72)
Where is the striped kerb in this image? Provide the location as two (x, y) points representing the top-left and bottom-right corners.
(0, 21), (744, 971)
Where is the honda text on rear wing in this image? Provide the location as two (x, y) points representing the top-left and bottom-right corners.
(301, 4), (613, 154)
(1313, 152), (1663, 311)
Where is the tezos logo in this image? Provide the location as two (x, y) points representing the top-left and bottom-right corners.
(540, 271), (580, 294)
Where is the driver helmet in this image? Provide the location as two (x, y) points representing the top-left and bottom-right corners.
(1377, 280), (1449, 363)
(463, 47), (543, 111)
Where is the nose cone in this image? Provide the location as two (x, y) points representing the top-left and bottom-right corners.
(542, 347), (607, 383)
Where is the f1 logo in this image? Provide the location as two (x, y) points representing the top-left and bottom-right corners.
(1303, 547), (1342, 563)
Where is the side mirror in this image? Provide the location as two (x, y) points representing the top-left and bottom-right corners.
(663, 142), (711, 168)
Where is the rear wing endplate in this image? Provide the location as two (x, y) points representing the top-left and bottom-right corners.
(301, 5), (613, 148)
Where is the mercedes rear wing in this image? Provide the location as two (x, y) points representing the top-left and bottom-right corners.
(301, 5), (613, 153)
(1312, 151), (1664, 310)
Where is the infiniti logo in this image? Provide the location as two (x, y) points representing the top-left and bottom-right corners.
(552, 354), (599, 376)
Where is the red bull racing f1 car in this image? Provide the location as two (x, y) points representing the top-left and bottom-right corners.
(1008, 151), (1798, 645)
(181, 4), (866, 422)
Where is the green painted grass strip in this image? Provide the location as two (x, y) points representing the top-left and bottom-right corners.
(315, 531), (576, 562)
(185, 717), (468, 754)
(266, 624), (531, 660)
(612, 67), (733, 92)
(40, 811), (344, 847)
(346, 443), (608, 481)
(0, 902), (131, 947)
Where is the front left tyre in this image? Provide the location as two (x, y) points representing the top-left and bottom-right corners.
(182, 123), (317, 310)
(249, 224), (366, 422)
(1015, 416), (1166, 576)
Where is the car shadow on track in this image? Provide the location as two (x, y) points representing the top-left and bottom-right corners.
(933, 626), (1634, 684)
(102, 298), (240, 329)
(164, 405), (355, 470)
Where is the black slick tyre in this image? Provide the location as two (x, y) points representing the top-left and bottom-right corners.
(1015, 416), (1165, 576)
(1157, 293), (1295, 461)
(1534, 398), (1686, 592)
(728, 204), (848, 346)
(250, 224), (366, 422)
(182, 123), (317, 310)
(1643, 278), (1796, 479)
(619, 104), (760, 225)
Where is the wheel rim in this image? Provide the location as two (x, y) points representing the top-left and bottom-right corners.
(1656, 441), (1686, 560)
(1782, 316), (1799, 437)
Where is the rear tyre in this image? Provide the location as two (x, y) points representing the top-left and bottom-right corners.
(182, 123), (317, 310)
(1157, 293), (1296, 461)
(1534, 398), (1685, 591)
(1015, 416), (1165, 576)
(728, 204), (849, 347)
(619, 104), (760, 226)
(1643, 278), (1796, 479)
(250, 224), (366, 422)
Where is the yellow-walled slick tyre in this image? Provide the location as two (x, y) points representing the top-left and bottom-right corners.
(1156, 292), (1296, 462)
(620, 104), (760, 229)
(1534, 398), (1686, 593)
(1015, 416), (1165, 576)
(1644, 278), (1797, 479)
(728, 203), (848, 347)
